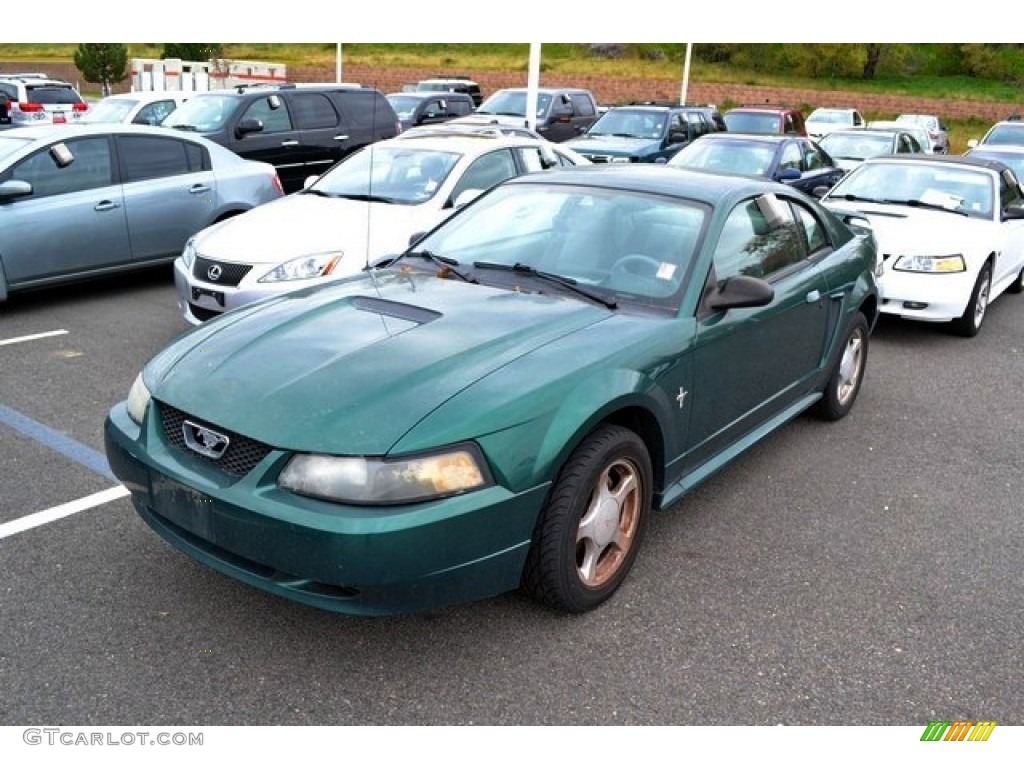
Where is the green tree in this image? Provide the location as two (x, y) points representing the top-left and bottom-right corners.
(161, 44), (224, 62)
(73, 43), (127, 96)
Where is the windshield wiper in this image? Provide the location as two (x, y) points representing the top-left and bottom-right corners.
(473, 261), (617, 309)
(169, 123), (199, 132)
(337, 193), (397, 204)
(902, 199), (970, 216)
(832, 193), (882, 203)
(303, 187), (331, 197)
(405, 250), (477, 283)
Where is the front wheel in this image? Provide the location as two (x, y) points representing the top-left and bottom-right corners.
(951, 263), (992, 337)
(813, 312), (869, 421)
(522, 424), (652, 613)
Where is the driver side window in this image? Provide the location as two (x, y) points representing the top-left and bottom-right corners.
(449, 150), (517, 202)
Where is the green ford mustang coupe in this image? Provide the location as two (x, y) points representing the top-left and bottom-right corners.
(105, 165), (880, 615)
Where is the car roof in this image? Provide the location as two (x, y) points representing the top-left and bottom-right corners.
(501, 162), (791, 205)
(492, 87), (591, 94)
(100, 91), (186, 101)
(728, 105), (800, 114)
(694, 132), (795, 144)
(859, 153), (1010, 174)
(387, 91), (473, 100)
(380, 132), (550, 153)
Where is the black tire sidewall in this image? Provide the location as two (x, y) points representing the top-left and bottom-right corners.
(524, 424), (652, 613)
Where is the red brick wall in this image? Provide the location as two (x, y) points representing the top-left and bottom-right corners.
(5, 60), (1015, 122)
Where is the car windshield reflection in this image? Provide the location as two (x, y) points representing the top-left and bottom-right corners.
(312, 146), (461, 205)
(409, 182), (707, 311)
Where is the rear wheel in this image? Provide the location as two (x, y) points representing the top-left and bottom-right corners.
(813, 312), (869, 421)
(522, 424), (651, 613)
(951, 264), (992, 337)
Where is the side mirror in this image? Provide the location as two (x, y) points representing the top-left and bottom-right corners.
(408, 231), (427, 246)
(0, 179), (33, 202)
(235, 118), (263, 139)
(668, 130), (687, 144)
(539, 145), (560, 169)
(1002, 202), (1024, 221)
(708, 275), (774, 311)
(775, 167), (802, 182)
(302, 175), (319, 190)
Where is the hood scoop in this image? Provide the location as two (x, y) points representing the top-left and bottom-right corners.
(352, 296), (441, 325)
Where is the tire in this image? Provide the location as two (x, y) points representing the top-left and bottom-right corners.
(522, 424), (652, 613)
(951, 263), (992, 337)
(1006, 266), (1024, 295)
(813, 312), (869, 421)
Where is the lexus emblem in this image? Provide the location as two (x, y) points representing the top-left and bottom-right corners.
(182, 420), (230, 459)
(207, 264), (223, 282)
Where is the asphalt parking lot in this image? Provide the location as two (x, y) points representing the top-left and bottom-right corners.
(1, 266), (1022, 726)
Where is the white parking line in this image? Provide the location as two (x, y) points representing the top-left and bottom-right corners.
(0, 329), (69, 347)
(0, 486), (129, 540)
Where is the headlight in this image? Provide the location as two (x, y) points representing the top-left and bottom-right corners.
(126, 372), (151, 426)
(892, 254), (966, 273)
(258, 252), (343, 282)
(278, 445), (492, 505)
(181, 237), (197, 270)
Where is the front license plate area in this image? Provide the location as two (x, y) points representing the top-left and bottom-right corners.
(192, 286), (225, 306)
(151, 475), (217, 541)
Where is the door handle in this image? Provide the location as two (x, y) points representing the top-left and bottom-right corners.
(189, 184), (212, 194)
(94, 200), (120, 212)
(280, 140), (299, 147)
(333, 134), (350, 141)
(805, 290), (821, 304)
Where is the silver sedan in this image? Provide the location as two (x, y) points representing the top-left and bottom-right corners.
(0, 123), (283, 302)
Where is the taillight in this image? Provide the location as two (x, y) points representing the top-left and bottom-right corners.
(17, 102), (43, 113)
(271, 173), (284, 196)
(73, 103), (88, 112)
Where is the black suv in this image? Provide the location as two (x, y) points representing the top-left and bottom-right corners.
(563, 102), (724, 163)
(163, 83), (401, 192)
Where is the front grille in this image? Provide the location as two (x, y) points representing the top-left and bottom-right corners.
(158, 402), (273, 477)
(193, 256), (252, 287)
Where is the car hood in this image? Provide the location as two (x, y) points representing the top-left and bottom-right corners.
(824, 202), (990, 252)
(147, 271), (611, 454)
(194, 193), (444, 272)
(564, 135), (662, 155)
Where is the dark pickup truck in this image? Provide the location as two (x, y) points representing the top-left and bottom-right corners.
(471, 87), (600, 143)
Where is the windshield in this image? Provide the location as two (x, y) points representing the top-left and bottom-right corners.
(819, 132), (893, 160)
(311, 145), (461, 204)
(163, 94), (238, 132)
(967, 149), (1024, 181)
(476, 90), (553, 118)
(808, 109), (849, 124)
(983, 124), (1024, 146)
(80, 99), (136, 123)
(409, 182), (707, 311)
(723, 112), (782, 134)
(387, 95), (424, 120)
(828, 162), (994, 218)
(587, 109), (666, 139)
(669, 140), (775, 177)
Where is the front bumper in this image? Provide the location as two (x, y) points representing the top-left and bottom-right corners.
(105, 402), (548, 615)
(876, 265), (976, 322)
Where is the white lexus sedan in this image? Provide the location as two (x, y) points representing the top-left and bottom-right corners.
(174, 130), (588, 324)
(821, 155), (1024, 336)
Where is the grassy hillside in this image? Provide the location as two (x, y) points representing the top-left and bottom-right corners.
(3, 43), (1022, 103)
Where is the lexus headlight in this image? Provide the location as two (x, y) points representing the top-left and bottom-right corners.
(259, 252), (343, 282)
(893, 254), (966, 273)
(181, 237), (197, 270)
(278, 445), (492, 505)
(126, 372), (151, 426)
